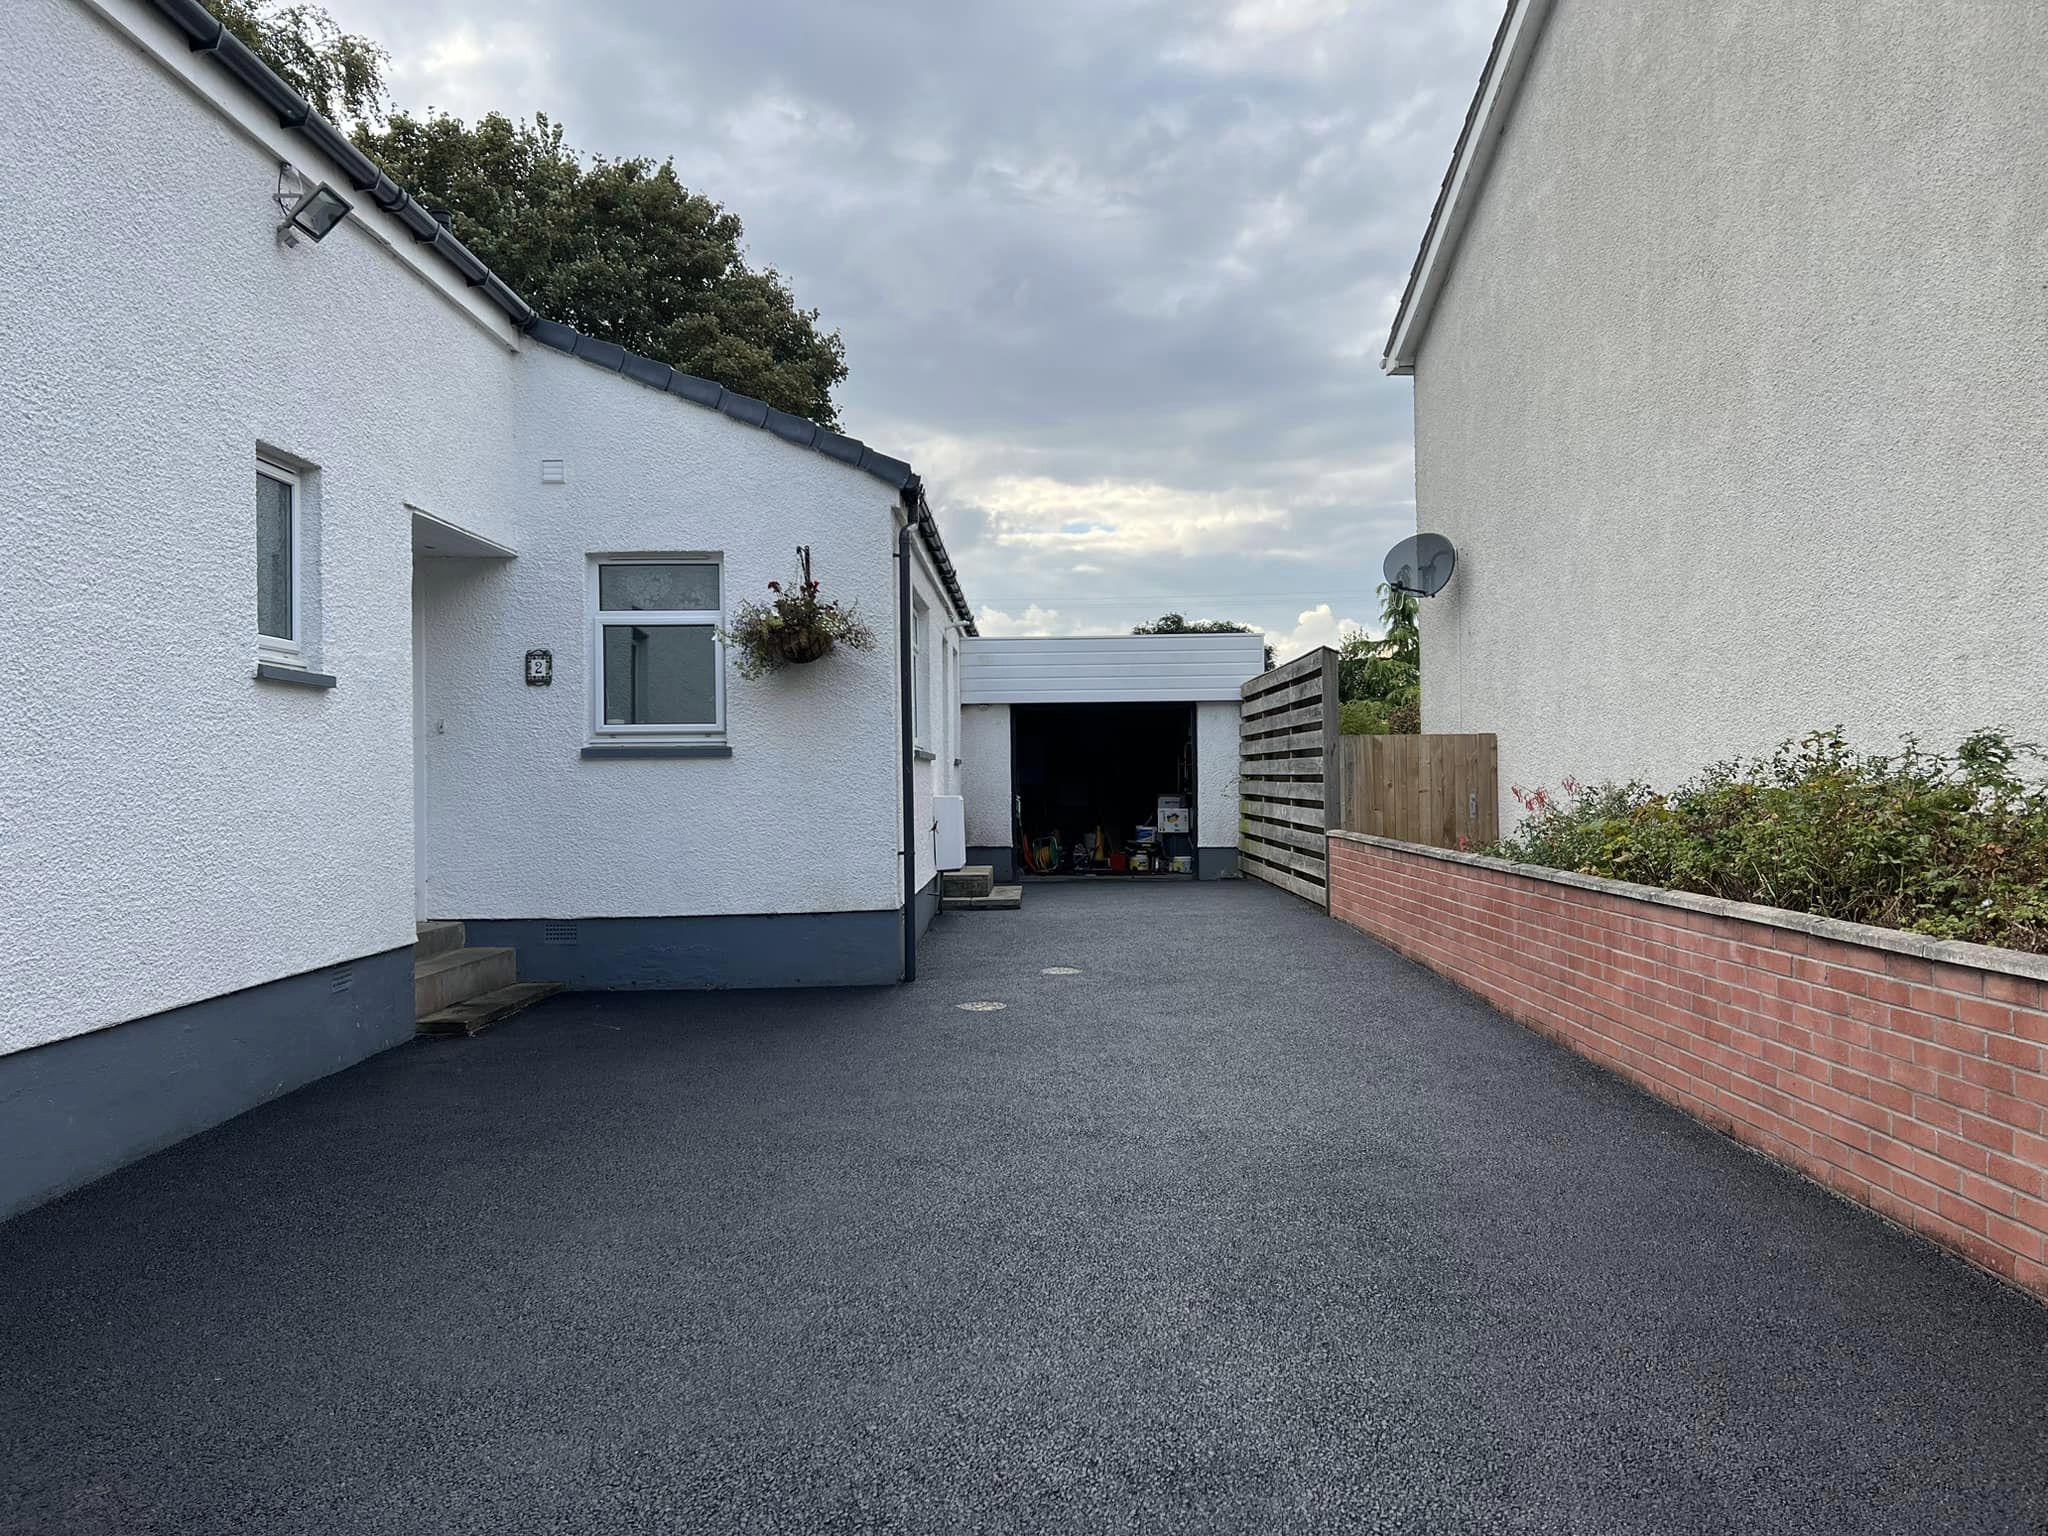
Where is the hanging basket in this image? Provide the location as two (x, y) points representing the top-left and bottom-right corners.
(724, 545), (878, 680)
(768, 625), (836, 665)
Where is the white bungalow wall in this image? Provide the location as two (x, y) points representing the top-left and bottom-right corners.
(0, 0), (521, 1054)
(417, 344), (927, 921)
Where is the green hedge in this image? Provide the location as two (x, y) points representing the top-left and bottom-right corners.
(1489, 729), (2048, 954)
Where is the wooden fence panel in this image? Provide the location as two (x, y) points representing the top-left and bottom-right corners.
(1335, 733), (1498, 849)
(1238, 647), (1340, 906)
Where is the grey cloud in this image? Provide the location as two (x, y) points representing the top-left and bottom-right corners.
(341, 0), (1498, 648)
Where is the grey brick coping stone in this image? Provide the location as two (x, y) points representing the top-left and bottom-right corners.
(1329, 830), (2048, 988)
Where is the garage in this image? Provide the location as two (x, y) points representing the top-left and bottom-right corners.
(958, 634), (1264, 882)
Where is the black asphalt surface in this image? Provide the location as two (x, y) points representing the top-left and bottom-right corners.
(4, 880), (2046, 1535)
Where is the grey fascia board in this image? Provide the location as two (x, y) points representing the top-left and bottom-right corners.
(581, 743), (734, 760)
(254, 663), (337, 689)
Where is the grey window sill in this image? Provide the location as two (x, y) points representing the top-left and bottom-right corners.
(581, 743), (733, 760)
(254, 662), (337, 690)
(914, 746), (937, 761)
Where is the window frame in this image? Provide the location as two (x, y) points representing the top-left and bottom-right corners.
(912, 595), (932, 752)
(256, 458), (301, 659)
(587, 556), (726, 742)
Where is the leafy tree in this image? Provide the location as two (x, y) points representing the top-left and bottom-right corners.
(1133, 613), (1276, 671)
(1337, 583), (1421, 733)
(206, 2), (850, 425)
(357, 112), (849, 426)
(207, 1), (388, 124)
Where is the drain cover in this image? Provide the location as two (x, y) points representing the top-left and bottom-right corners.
(1041, 966), (1083, 976)
(957, 1000), (1007, 1012)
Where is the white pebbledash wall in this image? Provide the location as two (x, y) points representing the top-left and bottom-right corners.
(0, 0), (519, 1055)
(1411, 0), (2048, 827)
(418, 346), (936, 921)
(1, 0), (963, 1061)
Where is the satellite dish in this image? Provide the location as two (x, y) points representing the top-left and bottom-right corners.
(1383, 533), (1457, 597)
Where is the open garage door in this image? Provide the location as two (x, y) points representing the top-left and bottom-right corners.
(1011, 703), (1198, 878)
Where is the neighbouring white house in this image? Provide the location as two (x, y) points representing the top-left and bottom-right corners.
(1385, 0), (2048, 826)
(960, 635), (1261, 882)
(0, 0), (974, 1217)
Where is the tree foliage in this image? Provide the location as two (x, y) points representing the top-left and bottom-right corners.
(356, 112), (849, 426)
(206, 1), (389, 124)
(1337, 583), (1420, 733)
(208, 2), (850, 426)
(1492, 729), (2048, 953)
(1133, 613), (1275, 671)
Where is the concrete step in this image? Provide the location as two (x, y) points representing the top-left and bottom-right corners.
(943, 884), (1022, 912)
(415, 920), (466, 961)
(942, 865), (995, 900)
(417, 981), (564, 1039)
(414, 945), (517, 1018)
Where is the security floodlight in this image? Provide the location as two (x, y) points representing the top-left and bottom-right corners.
(278, 182), (352, 246)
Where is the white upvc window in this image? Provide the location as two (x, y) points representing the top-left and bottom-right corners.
(256, 459), (301, 657)
(589, 557), (725, 739)
(912, 596), (932, 751)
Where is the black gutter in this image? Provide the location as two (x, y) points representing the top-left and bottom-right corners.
(896, 519), (919, 984)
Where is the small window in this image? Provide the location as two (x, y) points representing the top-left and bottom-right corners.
(591, 559), (724, 737)
(256, 462), (299, 654)
(912, 597), (932, 749)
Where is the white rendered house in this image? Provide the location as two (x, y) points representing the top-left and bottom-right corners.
(0, 0), (974, 1216)
(1385, 0), (2048, 825)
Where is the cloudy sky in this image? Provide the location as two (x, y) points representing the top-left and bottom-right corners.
(327, 0), (1499, 658)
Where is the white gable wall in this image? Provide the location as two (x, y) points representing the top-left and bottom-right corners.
(1411, 0), (2048, 824)
(0, 0), (519, 1054)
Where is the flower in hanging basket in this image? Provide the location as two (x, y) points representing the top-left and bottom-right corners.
(724, 546), (877, 679)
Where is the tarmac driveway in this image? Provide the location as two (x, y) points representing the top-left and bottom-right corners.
(3, 880), (2045, 1534)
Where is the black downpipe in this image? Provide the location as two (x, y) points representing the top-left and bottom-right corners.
(897, 520), (918, 984)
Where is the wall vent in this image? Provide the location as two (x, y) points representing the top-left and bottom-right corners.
(330, 967), (354, 993)
(542, 922), (580, 945)
(539, 459), (567, 485)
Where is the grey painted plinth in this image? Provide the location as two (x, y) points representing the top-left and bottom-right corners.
(0, 946), (413, 1221)
(462, 911), (905, 991)
(967, 846), (1018, 883)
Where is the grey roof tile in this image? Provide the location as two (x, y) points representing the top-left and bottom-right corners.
(621, 352), (674, 390)
(763, 408), (820, 448)
(571, 336), (626, 372)
(668, 373), (724, 408)
(525, 318), (578, 352)
(815, 432), (865, 466)
(856, 448), (914, 490)
(717, 392), (771, 428)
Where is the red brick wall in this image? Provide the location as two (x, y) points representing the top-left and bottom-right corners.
(1328, 834), (2048, 1301)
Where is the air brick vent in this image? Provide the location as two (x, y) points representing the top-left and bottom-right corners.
(542, 923), (580, 945)
(330, 968), (354, 993)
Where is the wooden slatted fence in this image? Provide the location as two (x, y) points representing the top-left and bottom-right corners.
(1335, 733), (1498, 849)
(1238, 647), (1340, 906)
